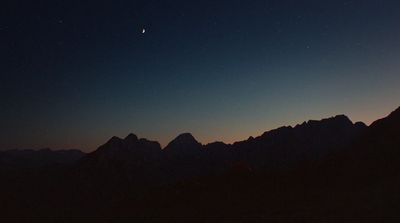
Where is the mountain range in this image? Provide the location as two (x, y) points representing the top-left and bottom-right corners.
(1, 106), (399, 223)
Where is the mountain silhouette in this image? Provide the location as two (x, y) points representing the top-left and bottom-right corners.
(77, 133), (162, 185)
(333, 106), (400, 180)
(1, 106), (400, 223)
(87, 133), (161, 162)
(366, 106), (400, 145)
(163, 133), (203, 155)
(69, 113), (369, 184)
(228, 114), (366, 169)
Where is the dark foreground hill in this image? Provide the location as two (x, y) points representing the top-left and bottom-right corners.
(1, 107), (400, 223)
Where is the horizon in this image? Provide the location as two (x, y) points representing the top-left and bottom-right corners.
(2, 106), (397, 152)
(2, 0), (400, 152)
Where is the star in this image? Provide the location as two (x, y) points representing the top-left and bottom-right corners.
(142, 28), (146, 34)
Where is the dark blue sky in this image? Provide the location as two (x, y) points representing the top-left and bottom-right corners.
(1, 0), (400, 151)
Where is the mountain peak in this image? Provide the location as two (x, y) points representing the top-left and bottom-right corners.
(174, 133), (197, 142)
(107, 136), (123, 145)
(163, 133), (202, 153)
(295, 115), (353, 129)
(318, 114), (353, 125)
(125, 133), (138, 139)
(124, 133), (139, 145)
(169, 133), (200, 146)
(332, 114), (352, 122)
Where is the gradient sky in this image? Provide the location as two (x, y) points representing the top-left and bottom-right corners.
(1, 0), (400, 151)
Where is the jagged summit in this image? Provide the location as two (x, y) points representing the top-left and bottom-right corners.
(260, 126), (292, 138)
(85, 110), (375, 163)
(296, 114), (353, 128)
(331, 114), (352, 121)
(92, 133), (161, 157)
(323, 114), (353, 124)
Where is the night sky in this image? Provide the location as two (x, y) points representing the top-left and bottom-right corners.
(1, 0), (400, 151)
